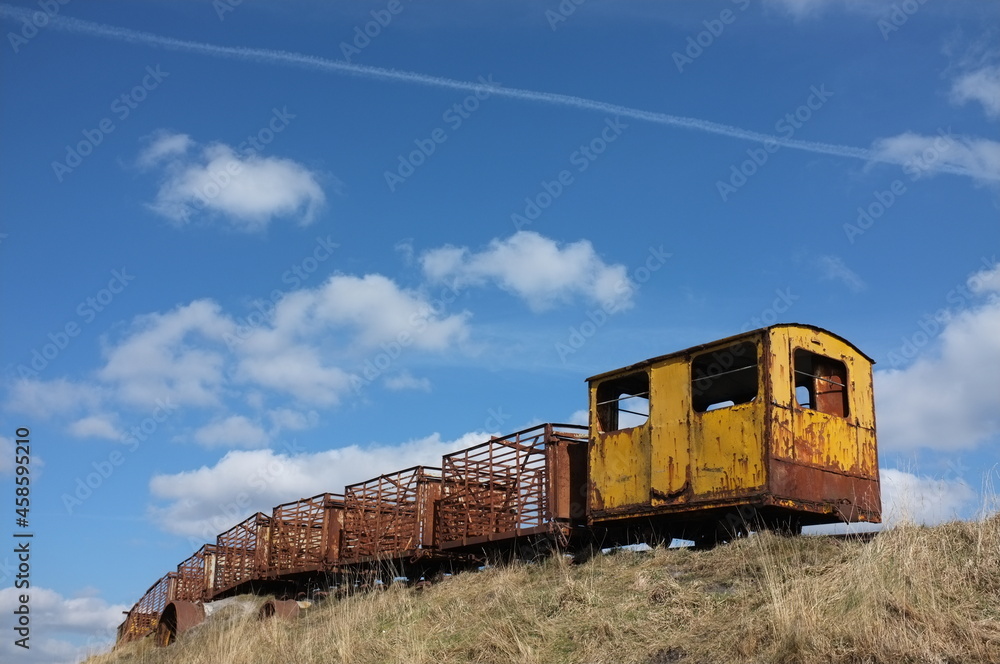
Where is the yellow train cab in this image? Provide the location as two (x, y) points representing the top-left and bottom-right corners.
(586, 324), (880, 541)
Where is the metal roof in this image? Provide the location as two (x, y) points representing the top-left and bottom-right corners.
(585, 323), (875, 383)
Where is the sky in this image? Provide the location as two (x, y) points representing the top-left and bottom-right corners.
(0, 0), (998, 660)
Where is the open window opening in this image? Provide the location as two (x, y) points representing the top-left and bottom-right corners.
(793, 349), (849, 417)
(691, 342), (758, 413)
(595, 372), (650, 432)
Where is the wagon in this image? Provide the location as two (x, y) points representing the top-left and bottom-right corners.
(586, 323), (881, 545)
(437, 423), (588, 557)
(267, 492), (345, 577)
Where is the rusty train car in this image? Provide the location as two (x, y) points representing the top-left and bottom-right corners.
(117, 324), (881, 646)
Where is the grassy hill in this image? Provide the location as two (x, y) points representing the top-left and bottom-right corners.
(90, 517), (1000, 664)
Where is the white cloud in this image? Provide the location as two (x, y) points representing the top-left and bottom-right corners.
(3, 265), (473, 449)
(817, 255), (866, 292)
(5, 378), (104, 418)
(143, 133), (325, 232)
(193, 415), (269, 448)
(68, 414), (120, 440)
(231, 273), (470, 406)
(137, 131), (193, 168)
(876, 263), (1000, 451)
(764, 0), (837, 19)
(5, 274), (470, 446)
(763, 0), (886, 19)
(267, 408), (319, 432)
(880, 469), (978, 525)
(0, 586), (127, 664)
(98, 299), (233, 408)
(148, 431), (490, 539)
(870, 132), (1000, 185)
(951, 64), (1000, 119)
(235, 346), (354, 406)
(422, 231), (634, 312)
(312, 274), (471, 350)
(384, 372), (431, 391)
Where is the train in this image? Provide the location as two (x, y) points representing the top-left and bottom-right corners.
(116, 323), (881, 646)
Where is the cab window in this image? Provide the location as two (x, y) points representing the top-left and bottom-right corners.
(691, 342), (758, 412)
(595, 372), (649, 432)
(793, 349), (849, 417)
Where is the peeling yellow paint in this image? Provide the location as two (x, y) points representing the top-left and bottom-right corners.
(587, 325), (880, 525)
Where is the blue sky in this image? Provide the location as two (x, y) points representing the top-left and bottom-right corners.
(1, 0), (998, 660)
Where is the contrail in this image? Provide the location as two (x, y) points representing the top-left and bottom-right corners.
(1, 4), (989, 181)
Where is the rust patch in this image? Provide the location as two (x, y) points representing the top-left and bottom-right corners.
(155, 601), (205, 647)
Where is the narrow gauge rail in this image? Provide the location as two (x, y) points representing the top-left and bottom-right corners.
(116, 324), (882, 647)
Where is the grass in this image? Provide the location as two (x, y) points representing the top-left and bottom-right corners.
(87, 516), (1000, 664)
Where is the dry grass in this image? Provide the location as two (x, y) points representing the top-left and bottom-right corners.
(88, 517), (1000, 664)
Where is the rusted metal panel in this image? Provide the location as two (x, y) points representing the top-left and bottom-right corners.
(768, 458), (881, 522)
(342, 466), (443, 562)
(438, 424), (588, 549)
(766, 326), (881, 523)
(589, 427), (651, 513)
(548, 425), (589, 523)
(688, 338), (766, 499)
(690, 402), (766, 497)
(175, 545), (216, 602)
(589, 368), (653, 514)
(117, 572), (177, 644)
(155, 600), (205, 647)
(589, 334), (768, 521)
(649, 361), (691, 506)
(268, 493), (344, 576)
(212, 513), (270, 596)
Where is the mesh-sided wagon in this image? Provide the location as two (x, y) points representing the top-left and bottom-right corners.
(267, 492), (344, 577)
(342, 466), (444, 578)
(437, 423), (589, 556)
(116, 572), (177, 643)
(212, 512), (270, 597)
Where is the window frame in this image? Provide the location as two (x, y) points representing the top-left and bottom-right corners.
(594, 371), (650, 433)
(792, 348), (850, 418)
(690, 341), (760, 414)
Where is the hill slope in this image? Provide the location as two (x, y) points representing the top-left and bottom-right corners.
(91, 518), (1000, 664)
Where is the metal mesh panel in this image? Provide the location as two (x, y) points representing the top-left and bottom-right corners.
(118, 573), (175, 642)
(175, 545), (216, 602)
(269, 493), (343, 574)
(438, 424), (588, 547)
(343, 466), (442, 560)
(213, 513), (269, 595)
